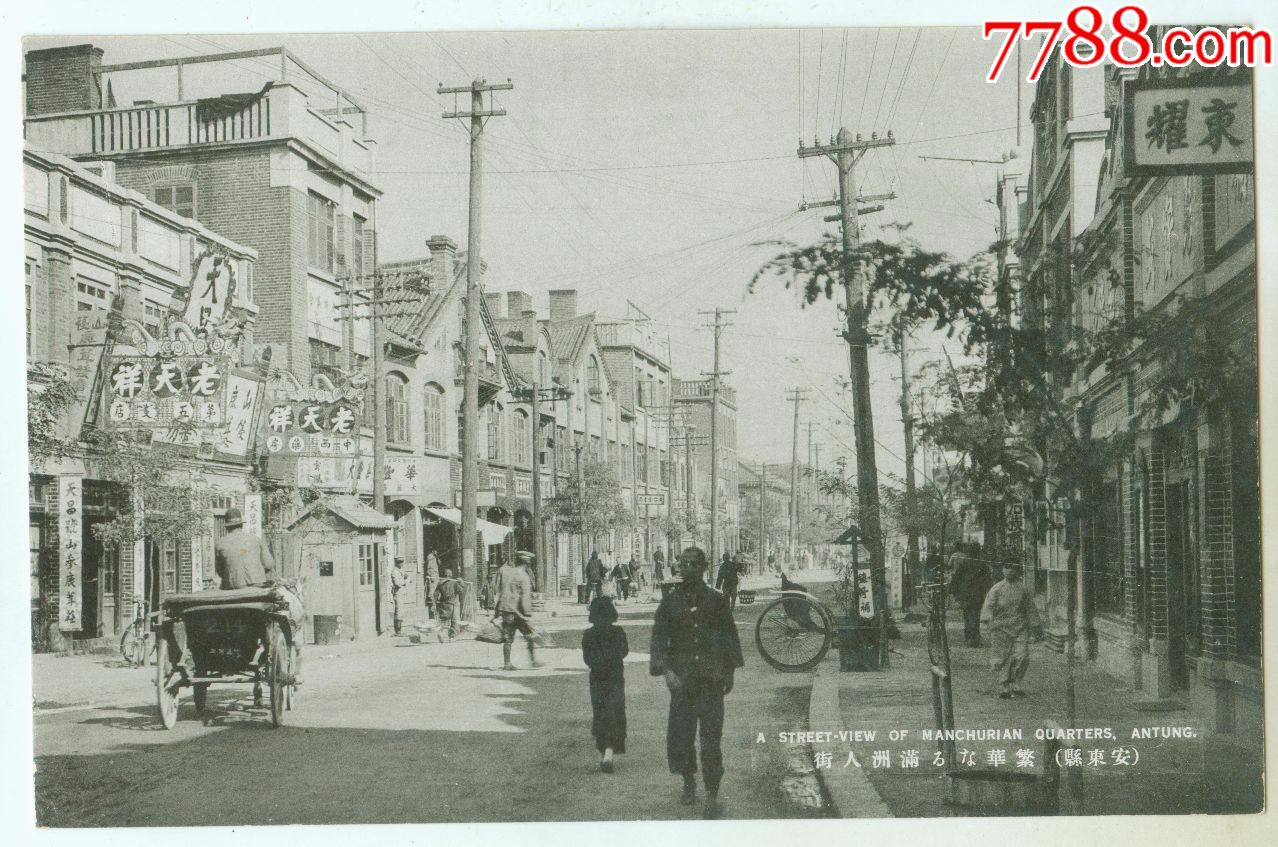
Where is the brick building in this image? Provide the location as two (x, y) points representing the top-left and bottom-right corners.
(1008, 54), (1259, 736)
(25, 147), (258, 650)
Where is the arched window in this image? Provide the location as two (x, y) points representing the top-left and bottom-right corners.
(587, 356), (601, 396)
(384, 372), (409, 445)
(423, 382), (446, 451)
(512, 409), (530, 466)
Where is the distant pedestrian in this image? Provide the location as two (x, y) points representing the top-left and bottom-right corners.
(980, 563), (1042, 698)
(496, 551), (543, 670)
(389, 557), (409, 636)
(611, 561), (631, 602)
(651, 546), (744, 819)
(433, 568), (463, 641)
(627, 556), (644, 595)
(582, 595), (629, 773)
(585, 551), (606, 603)
(653, 547), (666, 583)
(948, 542), (993, 646)
(424, 550), (440, 617)
(714, 552), (742, 611)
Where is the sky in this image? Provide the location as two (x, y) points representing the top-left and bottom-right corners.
(26, 28), (1033, 481)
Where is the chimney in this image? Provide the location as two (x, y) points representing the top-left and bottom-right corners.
(25, 44), (105, 117)
(548, 289), (578, 323)
(426, 235), (457, 292)
(507, 290), (533, 317)
(484, 291), (504, 319)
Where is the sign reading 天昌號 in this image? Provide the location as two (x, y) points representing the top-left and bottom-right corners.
(1125, 77), (1253, 176)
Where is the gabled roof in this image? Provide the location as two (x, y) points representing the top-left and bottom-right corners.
(288, 495), (396, 531)
(544, 313), (597, 365)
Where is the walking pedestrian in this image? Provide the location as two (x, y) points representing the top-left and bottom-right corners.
(582, 595), (628, 773)
(653, 547), (666, 583)
(611, 560), (630, 602)
(980, 563), (1042, 698)
(947, 542), (993, 646)
(651, 546), (744, 819)
(627, 555), (644, 596)
(433, 568), (463, 641)
(424, 550), (440, 618)
(389, 557), (408, 636)
(714, 551), (742, 611)
(496, 551), (543, 670)
(585, 551), (606, 603)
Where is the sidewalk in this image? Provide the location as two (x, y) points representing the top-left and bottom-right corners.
(811, 625), (1264, 817)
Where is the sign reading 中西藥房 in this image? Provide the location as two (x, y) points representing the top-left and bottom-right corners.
(1125, 77), (1253, 176)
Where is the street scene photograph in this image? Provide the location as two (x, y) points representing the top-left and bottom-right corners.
(14, 4), (1270, 833)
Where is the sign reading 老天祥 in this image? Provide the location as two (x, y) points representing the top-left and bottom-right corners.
(1124, 75), (1253, 176)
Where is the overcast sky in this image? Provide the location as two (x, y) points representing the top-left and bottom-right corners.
(28, 29), (1032, 479)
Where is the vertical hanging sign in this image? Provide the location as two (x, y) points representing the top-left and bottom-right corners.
(58, 476), (83, 632)
(243, 493), (263, 538)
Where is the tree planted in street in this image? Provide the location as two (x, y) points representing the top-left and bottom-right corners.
(547, 456), (634, 555)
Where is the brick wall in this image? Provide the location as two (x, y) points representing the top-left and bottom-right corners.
(24, 45), (103, 116)
(1201, 417), (1236, 659)
(112, 147), (310, 381)
(1146, 444), (1168, 640)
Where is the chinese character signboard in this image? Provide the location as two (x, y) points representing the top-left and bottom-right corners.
(58, 476), (83, 632)
(1125, 77), (1253, 176)
(243, 493), (263, 537)
(105, 352), (229, 441)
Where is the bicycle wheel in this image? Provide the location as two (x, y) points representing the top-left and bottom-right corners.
(755, 596), (832, 672)
(120, 625), (141, 666)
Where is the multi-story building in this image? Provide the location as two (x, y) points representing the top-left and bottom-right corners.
(596, 303), (675, 564)
(1013, 53), (1259, 737)
(25, 147), (258, 650)
(674, 376), (739, 562)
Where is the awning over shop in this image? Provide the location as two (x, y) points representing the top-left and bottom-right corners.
(424, 506), (514, 547)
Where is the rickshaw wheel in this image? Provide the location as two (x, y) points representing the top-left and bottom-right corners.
(754, 596), (833, 673)
(267, 622), (287, 727)
(156, 638), (179, 729)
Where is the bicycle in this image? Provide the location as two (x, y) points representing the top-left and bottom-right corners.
(119, 599), (157, 667)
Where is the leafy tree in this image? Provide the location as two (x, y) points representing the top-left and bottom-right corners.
(548, 457), (634, 550)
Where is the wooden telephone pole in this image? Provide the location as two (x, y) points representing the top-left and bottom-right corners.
(440, 77), (512, 599)
(785, 388), (808, 562)
(898, 328), (920, 607)
(698, 307), (734, 572)
(799, 126), (895, 667)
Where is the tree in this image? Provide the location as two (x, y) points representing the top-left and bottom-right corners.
(548, 457), (634, 554)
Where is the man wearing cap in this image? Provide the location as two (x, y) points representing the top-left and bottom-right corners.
(650, 546), (744, 819)
(495, 551), (543, 670)
(980, 563), (1042, 699)
(389, 557), (409, 636)
(215, 507), (274, 589)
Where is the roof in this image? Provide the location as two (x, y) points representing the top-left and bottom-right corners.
(288, 495), (396, 531)
(544, 313), (597, 365)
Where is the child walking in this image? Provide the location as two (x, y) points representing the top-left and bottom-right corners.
(582, 596), (628, 772)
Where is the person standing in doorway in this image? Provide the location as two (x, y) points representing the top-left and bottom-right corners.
(980, 563), (1042, 698)
(650, 546), (744, 819)
(496, 551), (543, 670)
(582, 595), (628, 773)
(389, 557), (408, 636)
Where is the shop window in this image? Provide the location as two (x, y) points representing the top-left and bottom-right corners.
(358, 544), (375, 587)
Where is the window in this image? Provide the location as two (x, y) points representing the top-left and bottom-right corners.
(143, 300), (165, 337)
(101, 543), (118, 596)
(352, 214), (366, 279)
(76, 278), (111, 312)
(488, 403), (506, 462)
(621, 443), (633, 484)
(358, 543), (375, 587)
(161, 540), (178, 595)
(310, 338), (343, 381)
(384, 373), (409, 445)
(423, 383), (446, 451)
(587, 356), (601, 396)
(154, 185), (195, 219)
(307, 191), (336, 273)
(512, 409), (530, 465)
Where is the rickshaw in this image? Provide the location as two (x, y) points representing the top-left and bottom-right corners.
(155, 585), (300, 728)
(753, 576), (835, 672)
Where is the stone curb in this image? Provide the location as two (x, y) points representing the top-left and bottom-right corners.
(807, 664), (895, 818)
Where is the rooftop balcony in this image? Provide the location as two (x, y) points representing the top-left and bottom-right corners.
(24, 47), (376, 183)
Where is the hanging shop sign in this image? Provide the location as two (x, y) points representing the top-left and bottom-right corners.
(1124, 76), (1253, 176)
(58, 476), (83, 632)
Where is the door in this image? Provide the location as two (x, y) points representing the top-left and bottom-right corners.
(356, 541), (378, 638)
(97, 540), (119, 638)
(80, 519), (101, 638)
(302, 544), (350, 643)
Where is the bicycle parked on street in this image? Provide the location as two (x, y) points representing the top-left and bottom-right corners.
(119, 598), (157, 667)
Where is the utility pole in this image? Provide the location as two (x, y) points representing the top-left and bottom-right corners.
(683, 423), (697, 545)
(440, 77), (512, 600)
(698, 307), (734, 573)
(511, 383), (571, 593)
(898, 328), (920, 609)
(785, 388), (807, 562)
(799, 126), (895, 668)
(758, 462), (767, 574)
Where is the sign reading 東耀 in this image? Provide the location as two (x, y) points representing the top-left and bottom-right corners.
(1124, 76), (1253, 177)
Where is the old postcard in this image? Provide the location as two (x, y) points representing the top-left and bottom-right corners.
(12, 1), (1274, 839)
